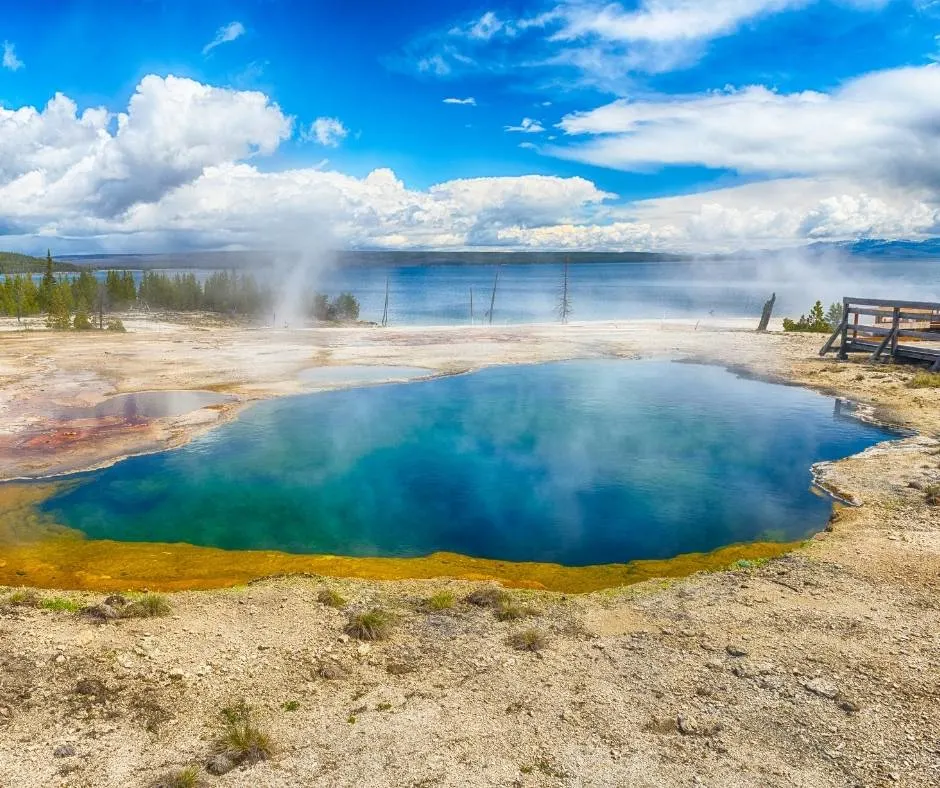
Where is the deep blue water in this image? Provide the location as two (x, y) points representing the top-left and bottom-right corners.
(14, 257), (938, 324)
(39, 361), (893, 566)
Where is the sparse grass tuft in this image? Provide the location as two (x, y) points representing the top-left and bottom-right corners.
(316, 587), (346, 608)
(345, 608), (394, 641)
(925, 484), (940, 506)
(425, 590), (455, 611)
(4, 589), (40, 608)
(908, 372), (940, 389)
(123, 593), (171, 618)
(731, 557), (771, 570)
(219, 701), (274, 766)
(495, 599), (539, 622)
(281, 700), (300, 712)
(40, 597), (82, 613)
(508, 628), (548, 652)
(151, 766), (201, 788)
(465, 586), (506, 608)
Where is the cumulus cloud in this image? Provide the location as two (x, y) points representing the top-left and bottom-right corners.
(506, 117), (546, 133)
(2, 73), (937, 254)
(555, 65), (940, 193)
(2, 41), (23, 71)
(0, 75), (291, 221)
(443, 97), (477, 105)
(203, 21), (246, 55)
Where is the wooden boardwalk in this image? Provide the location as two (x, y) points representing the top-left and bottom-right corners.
(820, 297), (940, 370)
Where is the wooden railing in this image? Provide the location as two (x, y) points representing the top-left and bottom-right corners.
(820, 297), (940, 371)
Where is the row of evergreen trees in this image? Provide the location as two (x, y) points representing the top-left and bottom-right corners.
(0, 253), (361, 326)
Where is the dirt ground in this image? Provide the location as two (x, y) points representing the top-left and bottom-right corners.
(0, 315), (938, 787)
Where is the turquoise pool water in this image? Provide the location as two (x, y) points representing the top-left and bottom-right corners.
(39, 361), (892, 566)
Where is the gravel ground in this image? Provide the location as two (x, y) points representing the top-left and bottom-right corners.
(0, 318), (938, 787)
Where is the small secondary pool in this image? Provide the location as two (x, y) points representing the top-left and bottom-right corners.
(57, 391), (234, 421)
(39, 361), (893, 566)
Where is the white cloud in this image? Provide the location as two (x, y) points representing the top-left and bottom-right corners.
(2, 41), (23, 71)
(443, 97), (476, 105)
(398, 1), (893, 88)
(202, 21), (246, 55)
(2, 73), (938, 255)
(555, 65), (940, 193)
(505, 117), (546, 133)
(303, 117), (349, 147)
(0, 75), (291, 221)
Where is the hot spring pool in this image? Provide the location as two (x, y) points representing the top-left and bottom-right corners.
(38, 361), (893, 566)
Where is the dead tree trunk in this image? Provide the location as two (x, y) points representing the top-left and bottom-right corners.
(757, 292), (776, 332)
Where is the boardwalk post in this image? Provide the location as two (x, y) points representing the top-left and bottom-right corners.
(839, 297), (850, 360)
(381, 277), (389, 328)
(488, 266), (499, 326)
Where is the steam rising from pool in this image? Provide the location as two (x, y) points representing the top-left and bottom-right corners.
(39, 361), (893, 567)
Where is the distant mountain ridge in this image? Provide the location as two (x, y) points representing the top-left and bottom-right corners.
(0, 252), (82, 274)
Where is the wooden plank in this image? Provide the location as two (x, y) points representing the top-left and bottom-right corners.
(870, 326), (896, 361)
(819, 316), (847, 356)
(845, 297), (940, 311)
(896, 329), (940, 341)
(848, 307), (938, 321)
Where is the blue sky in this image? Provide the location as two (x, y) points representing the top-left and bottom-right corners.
(1, 1), (939, 252)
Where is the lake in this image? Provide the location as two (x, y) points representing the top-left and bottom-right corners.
(38, 361), (892, 566)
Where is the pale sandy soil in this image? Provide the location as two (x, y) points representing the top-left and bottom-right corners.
(0, 315), (938, 788)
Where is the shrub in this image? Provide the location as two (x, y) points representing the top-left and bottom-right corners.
(465, 586), (506, 608)
(345, 608), (394, 641)
(908, 372), (940, 389)
(508, 628), (548, 652)
(151, 766), (201, 788)
(123, 593), (171, 618)
(40, 597), (82, 613)
(425, 590), (455, 611)
(317, 587), (346, 608)
(106, 318), (127, 332)
(219, 701), (274, 766)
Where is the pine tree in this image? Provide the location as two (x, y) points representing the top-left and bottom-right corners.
(38, 249), (56, 312)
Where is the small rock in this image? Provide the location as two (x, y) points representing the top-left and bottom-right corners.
(677, 715), (698, 736)
(705, 658), (724, 672)
(83, 604), (119, 621)
(74, 679), (106, 697)
(725, 644), (749, 657)
(803, 678), (839, 700)
(386, 662), (416, 675)
(338, 634), (350, 644)
(54, 744), (76, 758)
(838, 699), (861, 713)
(206, 753), (235, 776)
(317, 662), (345, 680)
(53, 654), (66, 665)
(356, 643), (372, 656)
(168, 669), (185, 681)
(645, 716), (677, 735)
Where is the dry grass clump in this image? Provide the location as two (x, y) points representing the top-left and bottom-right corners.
(425, 590), (455, 611)
(151, 766), (202, 788)
(317, 587), (346, 608)
(3, 589), (41, 608)
(925, 484), (940, 506)
(495, 598), (540, 622)
(508, 628), (548, 652)
(907, 372), (940, 389)
(219, 701), (274, 766)
(465, 586), (506, 608)
(123, 593), (171, 618)
(345, 608), (394, 641)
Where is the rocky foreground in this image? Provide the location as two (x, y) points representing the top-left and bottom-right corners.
(0, 321), (938, 786)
